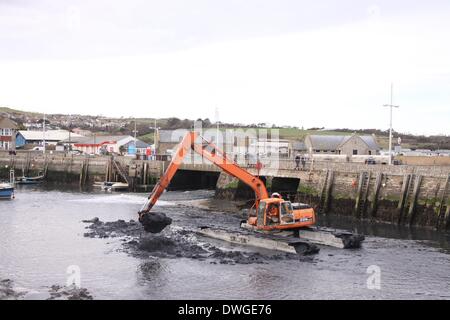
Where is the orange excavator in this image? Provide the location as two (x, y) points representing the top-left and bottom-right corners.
(138, 131), (315, 232)
(138, 131), (364, 253)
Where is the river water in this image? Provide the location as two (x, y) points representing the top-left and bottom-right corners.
(1, 186), (450, 299)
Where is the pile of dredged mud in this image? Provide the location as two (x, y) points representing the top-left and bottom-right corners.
(83, 218), (301, 265)
(0, 279), (93, 300)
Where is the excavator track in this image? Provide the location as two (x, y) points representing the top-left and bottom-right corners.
(240, 222), (365, 249)
(195, 226), (320, 255)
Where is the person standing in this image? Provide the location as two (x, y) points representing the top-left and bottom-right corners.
(294, 154), (301, 170)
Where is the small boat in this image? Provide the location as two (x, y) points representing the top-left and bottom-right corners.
(0, 170), (15, 200)
(0, 183), (15, 199)
(97, 181), (129, 191)
(16, 174), (44, 185)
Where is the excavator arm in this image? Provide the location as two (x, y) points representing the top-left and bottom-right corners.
(139, 131), (268, 217)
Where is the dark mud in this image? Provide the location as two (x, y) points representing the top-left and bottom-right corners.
(139, 212), (172, 233)
(0, 279), (24, 300)
(0, 279), (93, 300)
(84, 218), (143, 238)
(83, 219), (300, 265)
(47, 285), (93, 300)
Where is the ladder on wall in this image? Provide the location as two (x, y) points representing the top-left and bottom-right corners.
(112, 158), (130, 184)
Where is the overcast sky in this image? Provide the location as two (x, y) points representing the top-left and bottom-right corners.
(0, 1), (449, 135)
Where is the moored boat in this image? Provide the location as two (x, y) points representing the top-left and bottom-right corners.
(16, 175), (44, 185)
(95, 181), (129, 191)
(0, 183), (14, 199)
(0, 170), (15, 200)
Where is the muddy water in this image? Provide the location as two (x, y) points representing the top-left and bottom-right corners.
(1, 186), (450, 299)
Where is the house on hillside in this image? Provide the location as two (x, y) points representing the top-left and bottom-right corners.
(71, 127), (92, 137)
(0, 117), (18, 150)
(304, 134), (380, 156)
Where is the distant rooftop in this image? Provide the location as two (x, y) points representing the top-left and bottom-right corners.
(307, 134), (380, 150)
(17, 130), (82, 141)
(69, 135), (134, 145)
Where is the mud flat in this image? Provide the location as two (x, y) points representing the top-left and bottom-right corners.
(83, 218), (302, 265)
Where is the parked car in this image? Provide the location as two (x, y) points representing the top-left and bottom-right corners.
(393, 159), (403, 165)
(365, 157), (376, 165)
(68, 150), (83, 155)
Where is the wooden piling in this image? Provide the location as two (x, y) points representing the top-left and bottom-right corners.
(318, 170), (330, 213)
(370, 172), (383, 217)
(436, 174), (450, 228)
(397, 174), (411, 221)
(79, 160), (84, 186)
(406, 174), (422, 225)
(323, 170), (334, 213)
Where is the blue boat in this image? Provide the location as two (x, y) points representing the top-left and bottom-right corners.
(0, 170), (15, 200)
(0, 183), (14, 200)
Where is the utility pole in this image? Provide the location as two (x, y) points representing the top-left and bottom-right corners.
(68, 114), (71, 151)
(133, 120), (138, 143)
(383, 83), (400, 165)
(153, 118), (158, 154)
(43, 112), (46, 154)
(215, 106), (220, 145)
(132, 120), (138, 156)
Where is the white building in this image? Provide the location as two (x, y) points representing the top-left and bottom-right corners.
(69, 135), (136, 154)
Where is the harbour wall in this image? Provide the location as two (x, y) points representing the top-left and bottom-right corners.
(1, 151), (449, 229)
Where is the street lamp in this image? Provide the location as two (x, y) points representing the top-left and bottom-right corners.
(383, 83), (400, 165)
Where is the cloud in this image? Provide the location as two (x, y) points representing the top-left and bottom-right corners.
(0, 2), (449, 135)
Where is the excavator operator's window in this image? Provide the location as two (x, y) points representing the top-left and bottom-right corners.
(280, 202), (294, 224)
(281, 202), (293, 215)
(267, 203), (280, 225)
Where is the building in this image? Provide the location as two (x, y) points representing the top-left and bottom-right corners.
(250, 139), (290, 158)
(68, 135), (136, 154)
(15, 130), (83, 148)
(290, 141), (307, 157)
(157, 130), (187, 155)
(123, 139), (151, 156)
(0, 117), (18, 150)
(304, 134), (380, 156)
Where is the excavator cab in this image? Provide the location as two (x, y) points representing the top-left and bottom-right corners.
(249, 197), (315, 231)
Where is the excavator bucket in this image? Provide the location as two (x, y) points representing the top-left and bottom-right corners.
(139, 212), (172, 233)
